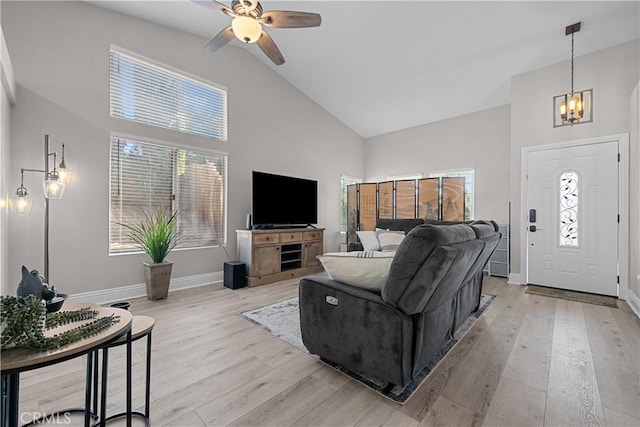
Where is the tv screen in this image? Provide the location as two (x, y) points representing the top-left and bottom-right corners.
(252, 171), (318, 227)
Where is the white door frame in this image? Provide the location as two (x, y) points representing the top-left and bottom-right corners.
(520, 133), (630, 300)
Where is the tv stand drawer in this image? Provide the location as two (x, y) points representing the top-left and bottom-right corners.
(253, 233), (280, 245)
(281, 232), (303, 243)
(303, 230), (322, 241)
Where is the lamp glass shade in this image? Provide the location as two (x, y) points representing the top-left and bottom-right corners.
(43, 179), (65, 199)
(58, 166), (73, 185)
(232, 16), (262, 43)
(10, 193), (33, 216)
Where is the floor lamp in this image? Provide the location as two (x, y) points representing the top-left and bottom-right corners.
(9, 134), (72, 283)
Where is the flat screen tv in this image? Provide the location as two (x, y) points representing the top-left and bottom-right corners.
(252, 171), (318, 227)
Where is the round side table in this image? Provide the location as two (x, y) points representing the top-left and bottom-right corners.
(99, 315), (155, 427)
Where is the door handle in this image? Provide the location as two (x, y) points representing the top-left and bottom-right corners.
(529, 226), (537, 232)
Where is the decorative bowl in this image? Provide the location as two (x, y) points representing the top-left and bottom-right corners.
(46, 293), (68, 313)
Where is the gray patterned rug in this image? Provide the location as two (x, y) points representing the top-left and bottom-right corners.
(239, 294), (495, 404)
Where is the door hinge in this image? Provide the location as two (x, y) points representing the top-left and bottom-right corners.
(617, 275), (620, 284)
(618, 153), (621, 162)
(618, 214), (620, 223)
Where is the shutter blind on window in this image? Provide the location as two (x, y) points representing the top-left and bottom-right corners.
(175, 150), (227, 247)
(110, 137), (227, 254)
(110, 48), (228, 141)
(110, 138), (175, 253)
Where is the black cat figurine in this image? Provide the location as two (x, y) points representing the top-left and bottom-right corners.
(17, 266), (57, 300)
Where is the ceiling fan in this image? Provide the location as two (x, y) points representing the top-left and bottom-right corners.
(194, 0), (321, 65)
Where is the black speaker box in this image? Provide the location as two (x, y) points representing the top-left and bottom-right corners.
(224, 261), (247, 289)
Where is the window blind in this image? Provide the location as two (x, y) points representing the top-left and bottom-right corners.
(110, 137), (227, 254)
(110, 48), (228, 141)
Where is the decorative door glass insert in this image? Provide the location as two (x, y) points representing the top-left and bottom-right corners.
(559, 171), (579, 247)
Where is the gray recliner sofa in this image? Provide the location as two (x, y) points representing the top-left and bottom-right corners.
(299, 220), (500, 387)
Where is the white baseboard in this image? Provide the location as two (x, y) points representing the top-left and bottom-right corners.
(508, 273), (523, 285)
(625, 289), (640, 319)
(67, 271), (223, 305)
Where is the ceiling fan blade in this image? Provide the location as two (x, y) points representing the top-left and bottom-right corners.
(205, 26), (235, 52)
(192, 0), (235, 17)
(256, 31), (285, 65)
(261, 11), (321, 28)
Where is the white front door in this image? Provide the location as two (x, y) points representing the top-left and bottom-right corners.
(526, 141), (619, 296)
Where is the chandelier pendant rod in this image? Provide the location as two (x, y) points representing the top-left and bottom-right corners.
(570, 32), (575, 95)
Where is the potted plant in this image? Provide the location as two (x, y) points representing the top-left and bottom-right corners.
(119, 210), (180, 301)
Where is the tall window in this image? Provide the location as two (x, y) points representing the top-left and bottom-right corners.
(109, 137), (227, 254)
(110, 47), (228, 140)
(430, 169), (474, 220)
(340, 175), (361, 232)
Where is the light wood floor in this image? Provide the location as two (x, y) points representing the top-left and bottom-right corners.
(17, 276), (640, 426)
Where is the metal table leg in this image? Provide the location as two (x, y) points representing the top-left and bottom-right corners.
(1, 373), (19, 427)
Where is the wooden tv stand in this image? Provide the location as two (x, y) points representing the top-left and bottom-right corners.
(236, 228), (324, 286)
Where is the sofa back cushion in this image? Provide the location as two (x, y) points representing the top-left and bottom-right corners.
(376, 218), (424, 234)
(381, 223), (478, 314)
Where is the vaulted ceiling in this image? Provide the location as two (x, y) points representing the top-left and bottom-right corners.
(88, 1), (640, 138)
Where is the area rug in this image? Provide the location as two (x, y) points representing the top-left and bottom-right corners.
(525, 284), (618, 308)
(239, 294), (495, 404)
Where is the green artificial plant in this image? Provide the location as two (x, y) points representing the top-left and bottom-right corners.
(0, 295), (119, 351)
(119, 209), (181, 264)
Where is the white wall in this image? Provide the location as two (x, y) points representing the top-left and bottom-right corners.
(2, 1), (364, 295)
(0, 21), (16, 297)
(510, 39), (640, 278)
(364, 105), (511, 225)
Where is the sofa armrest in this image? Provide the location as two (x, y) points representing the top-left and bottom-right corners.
(299, 274), (414, 386)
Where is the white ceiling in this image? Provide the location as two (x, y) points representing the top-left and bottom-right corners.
(87, 1), (640, 138)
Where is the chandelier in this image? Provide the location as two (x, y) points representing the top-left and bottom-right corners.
(553, 22), (593, 127)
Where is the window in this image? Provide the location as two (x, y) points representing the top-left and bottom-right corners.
(385, 173), (423, 181)
(429, 169), (474, 220)
(559, 171), (579, 247)
(110, 47), (227, 140)
(340, 175), (361, 232)
(109, 137), (227, 254)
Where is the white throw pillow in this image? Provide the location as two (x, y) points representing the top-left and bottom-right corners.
(376, 229), (405, 252)
(317, 251), (395, 291)
(356, 230), (381, 251)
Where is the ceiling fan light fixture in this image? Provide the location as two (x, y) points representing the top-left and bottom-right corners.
(232, 15), (262, 43)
